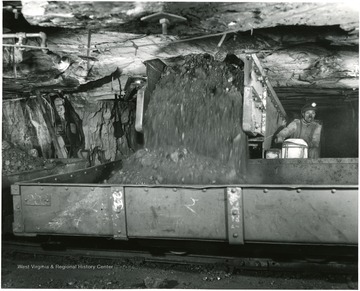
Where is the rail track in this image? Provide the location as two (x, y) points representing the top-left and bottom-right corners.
(2, 237), (357, 274)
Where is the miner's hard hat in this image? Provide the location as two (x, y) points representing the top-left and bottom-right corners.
(301, 102), (317, 113)
(54, 97), (64, 106)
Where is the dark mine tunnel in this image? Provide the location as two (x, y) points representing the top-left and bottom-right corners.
(1, 1), (358, 289)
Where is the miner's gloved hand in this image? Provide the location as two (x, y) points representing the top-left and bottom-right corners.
(274, 136), (284, 144)
(56, 124), (64, 136)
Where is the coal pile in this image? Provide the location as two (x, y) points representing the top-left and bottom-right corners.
(108, 53), (248, 185)
(2, 141), (56, 174)
(107, 147), (238, 185)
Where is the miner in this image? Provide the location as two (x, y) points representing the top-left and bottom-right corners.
(275, 102), (322, 158)
(53, 96), (85, 158)
(53, 97), (68, 158)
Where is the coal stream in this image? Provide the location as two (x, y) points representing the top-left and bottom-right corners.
(108, 54), (248, 185)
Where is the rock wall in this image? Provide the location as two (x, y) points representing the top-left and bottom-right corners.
(70, 91), (137, 163)
(2, 95), (134, 163)
(2, 98), (52, 157)
(79, 101), (118, 162)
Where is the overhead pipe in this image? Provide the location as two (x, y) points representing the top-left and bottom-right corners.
(3, 32), (47, 79)
(3, 32), (47, 52)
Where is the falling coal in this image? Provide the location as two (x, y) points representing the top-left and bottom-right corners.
(108, 54), (248, 185)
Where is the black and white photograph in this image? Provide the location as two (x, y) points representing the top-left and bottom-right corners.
(1, 1), (359, 289)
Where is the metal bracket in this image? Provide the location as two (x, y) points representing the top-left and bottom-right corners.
(13, 195), (24, 234)
(11, 184), (20, 195)
(227, 187), (244, 244)
(141, 12), (187, 35)
(110, 187), (127, 239)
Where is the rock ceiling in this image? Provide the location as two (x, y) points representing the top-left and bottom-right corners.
(2, 1), (359, 108)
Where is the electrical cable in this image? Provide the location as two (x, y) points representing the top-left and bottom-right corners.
(2, 29), (239, 54)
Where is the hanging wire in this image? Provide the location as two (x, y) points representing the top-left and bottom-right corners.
(2, 28), (242, 54)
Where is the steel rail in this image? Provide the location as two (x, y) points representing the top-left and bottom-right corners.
(2, 240), (357, 274)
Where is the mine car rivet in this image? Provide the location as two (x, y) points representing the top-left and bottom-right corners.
(40, 187), (43, 190)
(118, 230), (121, 234)
(70, 175), (73, 178)
(84, 171), (87, 174)
(65, 187), (68, 190)
(263, 189), (269, 193)
(144, 188), (148, 192)
(202, 189), (207, 192)
(233, 233), (238, 238)
(231, 188), (236, 193)
(232, 210), (238, 216)
(173, 188), (177, 192)
(297, 189), (301, 193)
(17, 206), (20, 209)
(91, 187), (94, 191)
(331, 189), (336, 193)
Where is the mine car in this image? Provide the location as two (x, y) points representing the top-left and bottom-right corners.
(10, 54), (358, 247)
